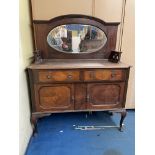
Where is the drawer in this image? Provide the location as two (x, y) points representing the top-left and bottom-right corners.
(84, 69), (124, 81)
(38, 70), (80, 82)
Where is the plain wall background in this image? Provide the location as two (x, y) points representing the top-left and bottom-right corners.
(19, 0), (33, 154)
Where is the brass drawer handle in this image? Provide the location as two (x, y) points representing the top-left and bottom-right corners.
(111, 70), (117, 78)
(71, 96), (75, 103)
(89, 71), (95, 79)
(111, 73), (116, 78)
(67, 75), (72, 79)
(86, 94), (90, 102)
(47, 75), (52, 79)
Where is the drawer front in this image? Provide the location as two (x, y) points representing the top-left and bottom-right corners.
(84, 69), (124, 81)
(38, 70), (80, 82)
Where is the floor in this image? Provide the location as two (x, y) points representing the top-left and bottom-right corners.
(26, 110), (135, 155)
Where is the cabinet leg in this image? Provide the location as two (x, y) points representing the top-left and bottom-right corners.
(31, 115), (38, 136)
(119, 110), (127, 132)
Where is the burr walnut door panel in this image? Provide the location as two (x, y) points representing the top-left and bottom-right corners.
(35, 84), (74, 112)
(87, 82), (125, 110)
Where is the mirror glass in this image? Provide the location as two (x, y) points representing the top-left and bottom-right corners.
(47, 24), (107, 53)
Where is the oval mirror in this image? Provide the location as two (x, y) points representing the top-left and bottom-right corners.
(47, 24), (107, 53)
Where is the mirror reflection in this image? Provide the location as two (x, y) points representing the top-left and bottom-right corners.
(47, 24), (107, 53)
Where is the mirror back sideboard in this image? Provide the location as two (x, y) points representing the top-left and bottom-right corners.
(27, 15), (130, 134)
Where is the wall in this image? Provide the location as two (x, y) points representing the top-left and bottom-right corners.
(31, 0), (93, 20)
(121, 0), (135, 108)
(19, 0), (34, 154)
(95, 0), (135, 108)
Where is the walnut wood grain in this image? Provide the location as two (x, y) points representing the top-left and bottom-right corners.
(87, 82), (125, 110)
(38, 70), (80, 82)
(29, 67), (129, 112)
(84, 69), (124, 81)
(34, 84), (74, 112)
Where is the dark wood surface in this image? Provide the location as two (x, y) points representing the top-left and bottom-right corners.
(28, 59), (130, 69)
(38, 70), (80, 82)
(28, 66), (129, 113)
(87, 82), (125, 110)
(83, 69), (124, 81)
(33, 14), (120, 59)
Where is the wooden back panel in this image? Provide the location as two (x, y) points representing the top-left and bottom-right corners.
(33, 14), (120, 59)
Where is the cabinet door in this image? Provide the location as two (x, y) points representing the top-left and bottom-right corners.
(87, 82), (125, 110)
(34, 84), (74, 112)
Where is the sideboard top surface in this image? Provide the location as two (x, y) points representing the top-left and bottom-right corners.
(28, 59), (130, 69)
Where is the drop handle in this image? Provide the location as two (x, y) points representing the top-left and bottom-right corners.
(89, 72), (95, 79)
(67, 74), (73, 79)
(47, 75), (52, 79)
(111, 72), (117, 78)
(86, 94), (90, 102)
(111, 74), (115, 78)
(71, 96), (75, 103)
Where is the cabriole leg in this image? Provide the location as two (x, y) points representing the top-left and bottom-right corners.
(107, 111), (113, 116)
(31, 115), (38, 136)
(119, 110), (127, 132)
